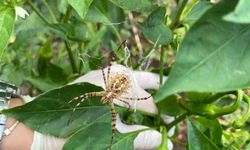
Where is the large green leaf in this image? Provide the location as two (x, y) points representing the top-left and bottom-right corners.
(1, 83), (105, 137)
(1, 83), (140, 149)
(223, 0), (250, 24)
(109, 0), (156, 13)
(187, 119), (220, 150)
(63, 123), (139, 150)
(155, 0), (250, 102)
(67, 0), (93, 19)
(140, 7), (172, 45)
(0, 5), (15, 59)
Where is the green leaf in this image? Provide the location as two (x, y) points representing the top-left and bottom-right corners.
(63, 123), (139, 150)
(140, 7), (173, 45)
(155, 0), (250, 102)
(183, 0), (213, 26)
(85, 6), (111, 24)
(185, 92), (211, 102)
(67, 0), (93, 19)
(156, 95), (183, 116)
(196, 117), (222, 146)
(223, 0), (250, 24)
(1, 83), (105, 137)
(109, 0), (156, 12)
(187, 119), (220, 150)
(0, 5), (15, 59)
(111, 131), (139, 150)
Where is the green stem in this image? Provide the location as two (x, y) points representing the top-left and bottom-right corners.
(111, 26), (122, 43)
(179, 90), (243, 117)
(169, 0), (188, 29)
(27, 0), (50, 24)
(78, 42), (84, 73)
(156, 126), (168, 150)
(62, 5), (72, 23)
(42, 0), (58, 23)
(160, 46), (165, 85)
(215, 89), (243, 115)
(61, 5), (78, 74)
(64, 41), (78, 74)
(233, 94), (250, 128)
(166, 112), (188, 130)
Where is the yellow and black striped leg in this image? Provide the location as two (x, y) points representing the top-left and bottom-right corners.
(117, 99), (131, 109)
(102, 67), (108, 90)
(67, 93), (88, 125)
(121, 95), (151, 101)
(109, 101), (116, 149)
(67, 92), (104, 125)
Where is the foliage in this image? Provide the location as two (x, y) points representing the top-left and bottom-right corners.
(1, 0), (250, 149)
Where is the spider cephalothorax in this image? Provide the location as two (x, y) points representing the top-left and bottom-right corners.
(68, 65), (151, 149)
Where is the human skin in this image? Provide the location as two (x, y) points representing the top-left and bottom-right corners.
(0, 98), (33, 150)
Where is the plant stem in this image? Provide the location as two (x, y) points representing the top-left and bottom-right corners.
(160, 46), (165, 85)
(170, 0), (188, 29)
(61, 5), (79, 74)
(27, 0), (50, 24)
(62, 5), (72, 23)
(233, 94), (250, 128)
(42, 0), (58, 23)
(216, 89), (243, 115)
(166, 112), (188, 130)
(64, 41), (78, 74)
(78, 42), (84, 73)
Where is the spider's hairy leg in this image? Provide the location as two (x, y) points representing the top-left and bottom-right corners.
(67, 91), (105, 125)
(116, 98), (131, 109)
(121, 95), (152, 101)
(107, 64), (111, 87)
(68, 93), (87, 104)
(109, 100), (116, 149)
(102, 67), (108, 90)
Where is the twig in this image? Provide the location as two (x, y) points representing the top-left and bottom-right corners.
(64, 41), (78, 74)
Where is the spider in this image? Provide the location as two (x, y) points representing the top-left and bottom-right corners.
(67, 62), (151, 149)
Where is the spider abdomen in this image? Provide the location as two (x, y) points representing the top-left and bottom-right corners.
(109, 73), (131, 94)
